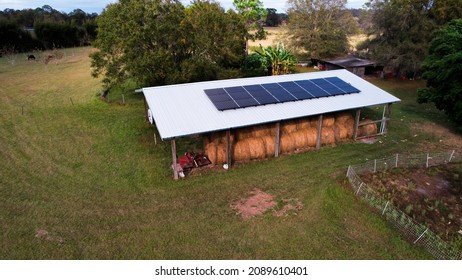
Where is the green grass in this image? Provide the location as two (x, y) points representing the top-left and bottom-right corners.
(2, 47), (454, 259)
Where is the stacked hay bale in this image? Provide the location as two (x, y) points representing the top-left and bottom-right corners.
(203, 111), (357, 165)
(203, 131), (229, 165)
(358, 119), (378, 137)
(334, 112), (355, 141)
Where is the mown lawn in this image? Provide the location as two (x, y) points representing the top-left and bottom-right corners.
(2, 47), (456, 259)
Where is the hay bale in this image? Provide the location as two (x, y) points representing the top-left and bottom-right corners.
(321, 127), (335, 144)
(282, 120), (298, 134)
(345, 118), (355, 138)
(203, 133), (211, 146)
(233, 140), (251, 162)
(253, 124), (274, 137)
(280, 133), (295, 154)
(359, 120), (377, 136)
(292, 130), (308, 149)
(216, 143), (227, 164)
(246, 138), (266, 160)
(309, 117), (319, 127)
(262, 135), (275, 157)
(322, 115), (335, 127)
(210, 131), (226, 144)
(335, 112), (354, 124)
(334, 124), (349, 142)
(235, 127), (254, 141)
(297, 118), (311, 129)
(205, 142), (217, 165)
(305, 127), (318, 147)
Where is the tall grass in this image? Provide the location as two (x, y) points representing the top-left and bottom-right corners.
(0, 47), (447, 259)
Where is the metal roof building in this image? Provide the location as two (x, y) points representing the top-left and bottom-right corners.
(142, 69), (400, 179)
(143, 69), (398, 140)
(316, 57), (380, 78)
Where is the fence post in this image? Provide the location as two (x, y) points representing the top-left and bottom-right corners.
(426, 154), (431, 168)
(449, 150), (455, 162)
(395, 154), (399, 168)
(356, 182), (363, 196)
(373, 159), (377, 173)
(413, 228), (428, 244)
(382, 201), (389, 216)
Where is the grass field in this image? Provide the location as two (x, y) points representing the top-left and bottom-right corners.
(1, 47), (460, 259)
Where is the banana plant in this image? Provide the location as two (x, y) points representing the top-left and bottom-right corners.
(256, 43), (296, 75)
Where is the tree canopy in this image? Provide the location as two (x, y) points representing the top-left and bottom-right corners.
(286, 0), (358, 58)
(233, 0), (267, 55)
(90, 0), (246, 92)
(360, 0), (462, 77)
(417, 19), (462, 128)
(0, 5), (98, 51)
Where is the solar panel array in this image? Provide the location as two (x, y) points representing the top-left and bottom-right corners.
(204, 77), (361, 111)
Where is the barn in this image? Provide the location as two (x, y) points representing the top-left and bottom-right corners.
(315, 56), (382, 78)
(141, 69), (400, 179)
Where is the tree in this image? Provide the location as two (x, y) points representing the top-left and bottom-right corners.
(417, 19), (462, 128)
(233, 0), (267, 54)
(286, 0), (357, 58)
(429, 0), (462, 26)
(0, 19), (39, 52)
(265, 8), (280, 27)
(360, 0), (435, 78)
(179, 1), (246, 81)
(90, 0), (246, 94)
(360, 0), (462, 78)
(0, 6), (98, 51)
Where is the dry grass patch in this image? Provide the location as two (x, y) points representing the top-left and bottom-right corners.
(230, 188), (303, 220)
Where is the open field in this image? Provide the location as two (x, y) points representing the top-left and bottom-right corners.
(1, 47), (460, 259)
(249, 27), (369, 54)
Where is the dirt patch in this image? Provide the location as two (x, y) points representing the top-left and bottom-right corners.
(360, 163), (462, 249)
(231, 188), (303, 220)
(273, 199), (304, 217)
(410, 122), (462, 151)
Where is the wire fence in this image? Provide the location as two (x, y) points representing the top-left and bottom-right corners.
(346, 150), (462, 260)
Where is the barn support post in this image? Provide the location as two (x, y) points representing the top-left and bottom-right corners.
(226, 129), (232, 168)
(353, 109), (361, 141)
(143, 95), (149, 122)
(274, 122), (281, 157)
(316, 114), (323, 150)
(171, 138), (179, 180)
(381, 103), (392, 134)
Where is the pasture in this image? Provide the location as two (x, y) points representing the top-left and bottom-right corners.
(1, 47), (459, 259)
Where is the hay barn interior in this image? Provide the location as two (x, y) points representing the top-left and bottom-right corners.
(141, 69), (400, 179)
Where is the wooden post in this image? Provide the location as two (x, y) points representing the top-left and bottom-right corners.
(171, 138), (178, 180)
(226, 129), (232, 167)
(382, 103), (392, 134)
(353, 109), (361, 141)
(274, 122), (281, 157)
(316, 114), (323, 149)
(143, 95), (149, 122)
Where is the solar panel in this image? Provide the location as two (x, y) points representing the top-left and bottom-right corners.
(261, 83), (297, 102)
(296, 80), (331, 98)
(244, 85), (279, 105)
(204, 76), (360, 111)
(279, 81), (314, 100)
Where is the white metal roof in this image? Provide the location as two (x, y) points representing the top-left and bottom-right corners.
(142, 69), (400, 140)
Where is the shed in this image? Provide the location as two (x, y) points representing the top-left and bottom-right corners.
(316, 56), (382, 78)
(142, 69), (400, 179)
